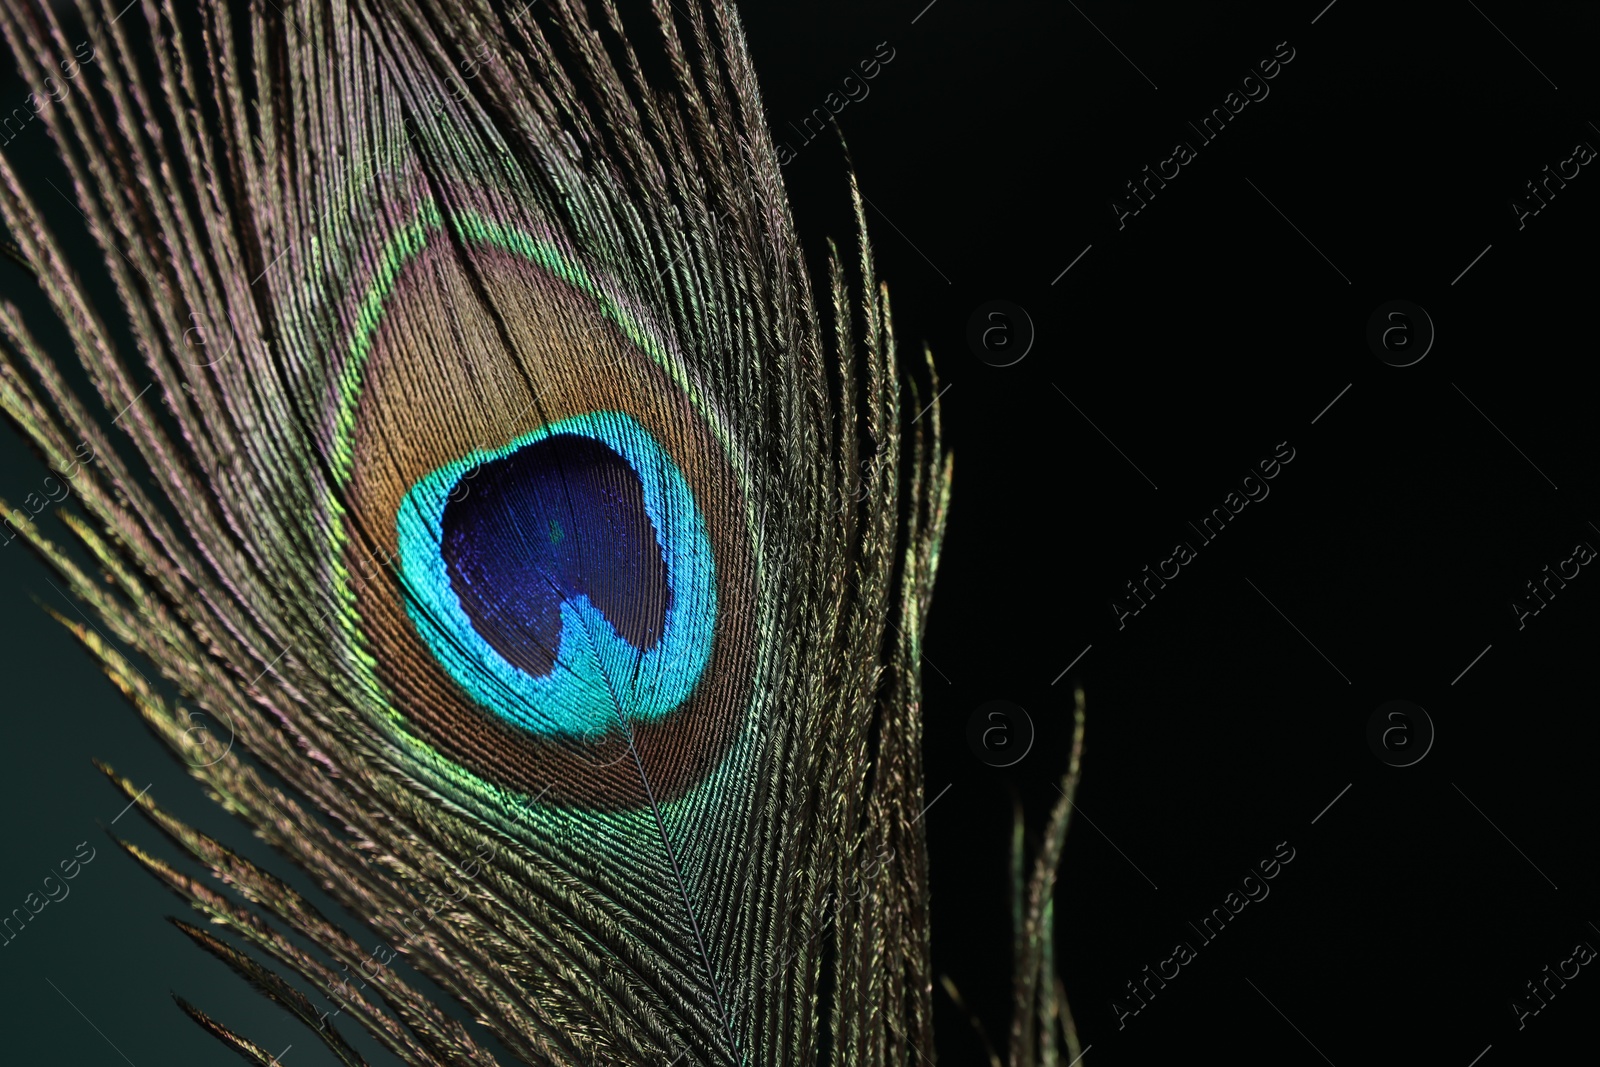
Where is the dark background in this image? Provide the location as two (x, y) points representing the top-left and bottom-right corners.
(2, 1), (1598, 1064)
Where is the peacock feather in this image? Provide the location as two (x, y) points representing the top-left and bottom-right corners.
(0, 0), (958, 1063)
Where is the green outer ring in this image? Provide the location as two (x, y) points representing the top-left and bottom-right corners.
(323, 198), (765, 811)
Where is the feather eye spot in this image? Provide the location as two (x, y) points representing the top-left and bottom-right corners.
(396, 411), (717, 740)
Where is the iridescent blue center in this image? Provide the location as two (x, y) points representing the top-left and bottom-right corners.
(395, 411), (717, 739)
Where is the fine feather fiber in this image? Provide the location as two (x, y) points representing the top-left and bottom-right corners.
(0, 1), (951, 1065)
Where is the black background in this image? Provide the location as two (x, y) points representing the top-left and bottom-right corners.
(2, 1), (1598, 1064)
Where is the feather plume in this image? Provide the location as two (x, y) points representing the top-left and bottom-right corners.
(0, 0), (950, 1064)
